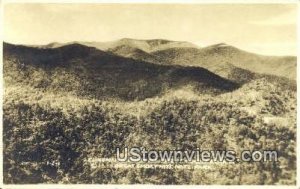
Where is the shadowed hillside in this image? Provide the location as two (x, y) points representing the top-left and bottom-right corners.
(4, 42), (239, 101)
(30, 39), (296, 80)
(107, 45), (162, 64)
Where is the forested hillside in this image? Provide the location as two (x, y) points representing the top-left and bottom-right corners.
(3, 41), (296, 184)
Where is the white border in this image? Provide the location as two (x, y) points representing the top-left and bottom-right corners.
(296, 1), (299, 188)
(0, 0), (299, 189)
(1, 0), (4, 187)
(1, 0), (300, 4)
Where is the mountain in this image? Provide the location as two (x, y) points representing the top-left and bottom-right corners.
(79, 39), (297, 80)
(4, 39), (295, 101)
(151, 43), (296, 80)
(34, 39), (296, 80)
(107, 44), (163, 64)
(37, 38), (198, 52)
(3, 42), (238, 101)
(80, 38), (198, 52)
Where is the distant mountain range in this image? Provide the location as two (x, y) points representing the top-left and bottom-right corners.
(30, 38), (296, 80)
(36, 38), (198, 52)
(3, 38), (296, 100)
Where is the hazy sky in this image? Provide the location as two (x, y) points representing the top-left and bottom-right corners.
(3, 3), (297, 56)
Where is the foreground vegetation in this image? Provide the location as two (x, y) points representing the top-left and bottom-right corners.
(4, 78), (296, 184)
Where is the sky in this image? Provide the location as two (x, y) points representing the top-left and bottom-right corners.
(3, 3), (297, 56)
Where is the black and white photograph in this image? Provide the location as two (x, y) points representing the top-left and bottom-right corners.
(1, 1), (298, 186)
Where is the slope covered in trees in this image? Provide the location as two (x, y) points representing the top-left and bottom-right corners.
(4, 43), (239, 101)
(3, 41), (296, 184)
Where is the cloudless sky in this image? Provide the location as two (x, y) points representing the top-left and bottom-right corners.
(3, 3), (297, 56)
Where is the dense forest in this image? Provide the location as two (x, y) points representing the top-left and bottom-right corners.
(3, 41), (296, 184)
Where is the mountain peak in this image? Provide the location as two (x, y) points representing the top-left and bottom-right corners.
(118, 38), (174, 46)
(215, 43), (229, 47)
(208, 43), (232, 48)
(109, 38), (198, 52)
(44, 42), (65, 48)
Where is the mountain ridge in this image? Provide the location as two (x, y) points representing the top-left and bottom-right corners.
(4, 42), (240, 101)
(4, 38), (296, 80)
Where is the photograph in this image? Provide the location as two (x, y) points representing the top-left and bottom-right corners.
(2, 2), (297, 185)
